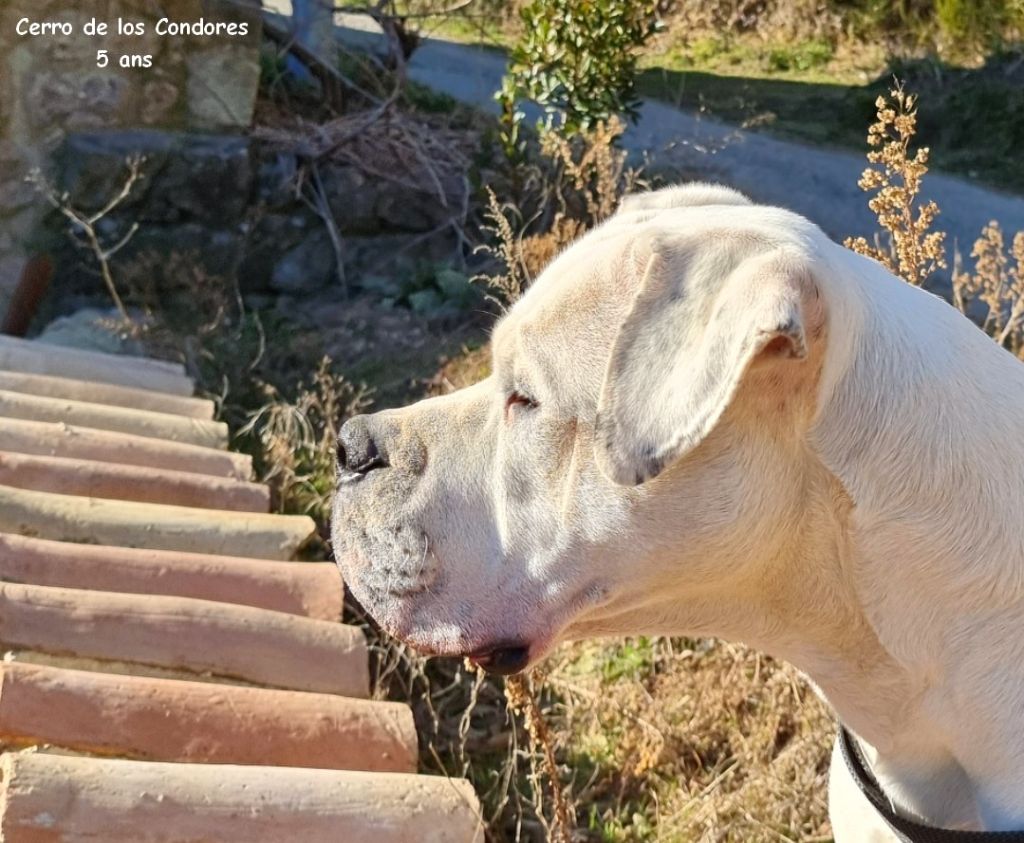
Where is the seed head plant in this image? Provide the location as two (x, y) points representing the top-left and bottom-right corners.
(953, 223), (1024, 357)
(844, 84), (947, 287)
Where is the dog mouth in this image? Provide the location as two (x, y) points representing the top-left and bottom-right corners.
(465, 642), (532, 676)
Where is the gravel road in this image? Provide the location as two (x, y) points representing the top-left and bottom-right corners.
(267, 4), (1024, 255)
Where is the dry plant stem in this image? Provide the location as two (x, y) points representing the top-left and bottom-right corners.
(850, 83), (1024, 359)
(476, 118), (642, 311)
(539, 117), (632, 225)
(954, 222), (1024, 357)
(475, 188), (528, 307)
(27, 156), (145, 320)
(505, 673), (574, 843)
(303, 162), (348, 295)
(843, 83), (946, 287)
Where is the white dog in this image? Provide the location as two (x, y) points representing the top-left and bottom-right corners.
(331, 184), (1024, 839)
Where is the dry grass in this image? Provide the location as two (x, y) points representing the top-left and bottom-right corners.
(546, 640), (834, 841)
(237, 358), (369, 524)
(477, 118), (640, 307)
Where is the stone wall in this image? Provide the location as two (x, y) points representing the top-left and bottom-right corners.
(0, 0), (262, 320)
(44, 129), (465, 308)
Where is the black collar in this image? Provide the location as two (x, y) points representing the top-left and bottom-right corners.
(838, 727), (1024, 841)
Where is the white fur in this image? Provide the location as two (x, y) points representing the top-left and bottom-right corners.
(332, 183), (1024, 837)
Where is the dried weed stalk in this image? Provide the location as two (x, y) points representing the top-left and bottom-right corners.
(954, 222), (1024, 357)
(477, 187), (531, 307)
(238, 357), (369, 523)
(505, 672), (575, 843)
(27, 155), (145, 320)
(540, 116), (635, 226)
(844, 85), (946, 287)
(850, 83), (1024, 359)
(478, 118), (639, 306)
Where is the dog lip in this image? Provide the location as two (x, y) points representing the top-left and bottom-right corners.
(465, 642), (532, 676)
(336, 468), (367, 486)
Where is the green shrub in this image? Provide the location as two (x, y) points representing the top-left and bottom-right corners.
(935, 0), (1021, 44)
(766, 38), (834, 72)
(497, 0), (661, 156)
(361, 265), (480, 317)
(838, 0), (1023, 47)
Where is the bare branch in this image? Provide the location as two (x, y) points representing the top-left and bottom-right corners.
(26, 159), (145, 321)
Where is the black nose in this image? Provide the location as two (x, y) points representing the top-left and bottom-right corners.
(337, 415), (389, 480)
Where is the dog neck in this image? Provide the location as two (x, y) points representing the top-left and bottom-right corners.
(774, 254), (1024, 829)
(748, 456), (986, 829)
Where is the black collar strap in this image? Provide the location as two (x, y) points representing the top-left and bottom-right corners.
(838, 727), (1024, 841)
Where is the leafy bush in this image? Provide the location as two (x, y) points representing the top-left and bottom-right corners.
(497, 0), (661, 157)
(935, 0), (1022, 44)
(767, 38), (834, 72)
(841, 0), (1023, 47)
(362, 265), (480, 317)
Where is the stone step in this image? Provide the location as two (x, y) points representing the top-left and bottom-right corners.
(0, 451), (269, 512)
(0, 369), (215, 419)
(0, 662), (416, 773)
(0, 753), (485, 842)
(0, 534), (342, 620)
(0, 485), (314, 559)
(0, 334), (194, 396)
(0, 389), (227, 449)
(0, 582), (369, 696)
(0, 417), (252, 480)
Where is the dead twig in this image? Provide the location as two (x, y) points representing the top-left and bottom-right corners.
(27, 155), (145, 321)
(505, 672), (575, 843)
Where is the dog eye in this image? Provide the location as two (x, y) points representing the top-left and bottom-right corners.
(505, 390), (538, 415)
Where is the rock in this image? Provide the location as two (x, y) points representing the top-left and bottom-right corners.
(36, 307), (148, 356)
(57, 131), (253, 225)
(270, 228), (338, 294)
(374, 183), (445, 232)
(186, 43), (262, 131)
(123, 223), (244, 280)
(254, 150), (304, 207)
(0, 0), (260, 137)
(238, 211), (319, 294)
(321, 163), (379, 234)
(343, 230), (457, 285)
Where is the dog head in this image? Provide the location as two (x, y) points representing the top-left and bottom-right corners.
(331, 184), (832, 674)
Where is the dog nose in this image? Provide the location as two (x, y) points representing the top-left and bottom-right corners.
(337, 415), (389, 479)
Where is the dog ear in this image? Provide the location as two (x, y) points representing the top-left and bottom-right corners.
(595, 241), (813, 486)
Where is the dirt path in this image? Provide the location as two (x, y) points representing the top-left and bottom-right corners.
(325, 14), (1024, 255)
